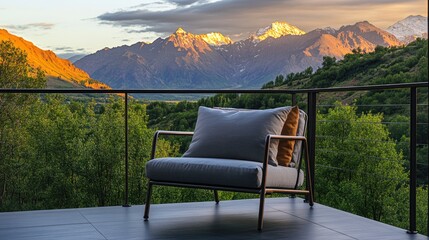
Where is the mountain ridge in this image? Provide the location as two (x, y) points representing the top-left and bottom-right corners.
(0, 29), (110, 89)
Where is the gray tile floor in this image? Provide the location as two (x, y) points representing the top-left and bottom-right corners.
(0, 198), (427, 240)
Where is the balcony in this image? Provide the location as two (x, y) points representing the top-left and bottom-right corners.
(1, 198), (428, 240)
(0, 82), (428, 239)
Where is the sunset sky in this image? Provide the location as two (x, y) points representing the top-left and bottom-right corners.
(1, 0), (427, 57)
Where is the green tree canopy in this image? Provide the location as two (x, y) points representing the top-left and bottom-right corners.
(315, 104), (408, 226)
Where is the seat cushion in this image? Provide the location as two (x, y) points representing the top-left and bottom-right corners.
(146, 157), (304, 189)
(183, 106), (292, 166)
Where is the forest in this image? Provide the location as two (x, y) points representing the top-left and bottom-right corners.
(0, 39), (428, 234)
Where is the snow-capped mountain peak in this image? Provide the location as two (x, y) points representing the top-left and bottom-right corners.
(254, 21), (306, 41)
(321, 27), (337, 34)
(175, 27), (187, 34)
(200, 32), (233, 46)
(170, 28), (232, 46)
(386, 15), (428, 43)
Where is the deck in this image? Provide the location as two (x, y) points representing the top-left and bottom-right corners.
(0, 197), (427, 240)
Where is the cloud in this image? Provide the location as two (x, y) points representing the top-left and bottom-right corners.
(167, 0), (205, 6)
(1, 23), (54, 31)
(98, 0), (426, 39)
(125, 29), (148, 34)
(98, 0), (290, 35)
(54, 46), (74, 52)
(130, 1), (168, 9)
(52, 46), (88, 54)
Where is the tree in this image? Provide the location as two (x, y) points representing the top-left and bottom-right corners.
(0, 40), (46, 129)
(0, 40), (46, 210)
(315, 104), (408, 226)
(0, 40), (45, 122)
(304, 67), (313, 76)
(322, 56), (336, 69)
(274, 75), (284, 86)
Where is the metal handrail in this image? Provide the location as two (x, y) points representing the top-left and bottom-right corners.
(0, 81), (427, 94)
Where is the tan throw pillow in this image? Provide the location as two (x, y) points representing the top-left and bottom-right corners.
(277, 106), (300, 167)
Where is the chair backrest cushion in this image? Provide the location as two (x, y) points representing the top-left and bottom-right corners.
(183, 106), (292, 165)
(214, 106), (307, 167)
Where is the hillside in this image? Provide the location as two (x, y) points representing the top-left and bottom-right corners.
(0, 29), (110, 89)
(76, 21), (401, 90)
(265, 38), (427, 90)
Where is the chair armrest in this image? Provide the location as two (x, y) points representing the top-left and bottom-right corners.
(262, 134), (307, 167)
(156, 130), (194, 136)
(150, 130), (194, 159)
(267, 135), (306, 141)
(260, 134), (309, 190)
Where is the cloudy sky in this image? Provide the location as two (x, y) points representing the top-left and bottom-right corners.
(1, 0), (427, 56)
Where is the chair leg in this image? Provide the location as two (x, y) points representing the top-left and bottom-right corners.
(257, 190), (266, 231)
(144, 182), (153, 220)
(308, 180), (314, 207)
(214, 190), (219, 204)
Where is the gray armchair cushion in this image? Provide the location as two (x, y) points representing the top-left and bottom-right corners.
(183, 106), (292, 166)
(146, 157), (304, 189)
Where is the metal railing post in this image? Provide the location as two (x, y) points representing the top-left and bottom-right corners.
(407, 87), (417, 233)
(292, 93), (297, 106)
(306, 92), (317, 202)
(123, 93), (131, 207)
(289, 93), (298, 199)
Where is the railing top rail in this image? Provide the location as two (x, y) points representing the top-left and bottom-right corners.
(0, 82), (427, 94)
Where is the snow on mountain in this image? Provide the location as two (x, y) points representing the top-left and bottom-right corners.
(386, 15), (428, 43)
(168, 27), (212, 54)
(253, 21), (306, 41)
(175, 27), (186, 34)
(200, 32), (233, 46)
(317, 27), (337, 35)
(171, 27), (233, 46)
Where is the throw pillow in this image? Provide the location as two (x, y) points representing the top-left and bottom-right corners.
(276, 106), (300, 166)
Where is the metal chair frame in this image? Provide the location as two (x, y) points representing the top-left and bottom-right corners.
(144, 130), (314, 230)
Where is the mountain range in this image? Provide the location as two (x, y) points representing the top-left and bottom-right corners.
(0, 29), (109, 89)
(1, 15), (426, 90)
(75, 20), (402, 89)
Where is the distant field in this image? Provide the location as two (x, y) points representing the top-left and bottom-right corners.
(45, 77), (115, 101)
(47, 77), (85, 88)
